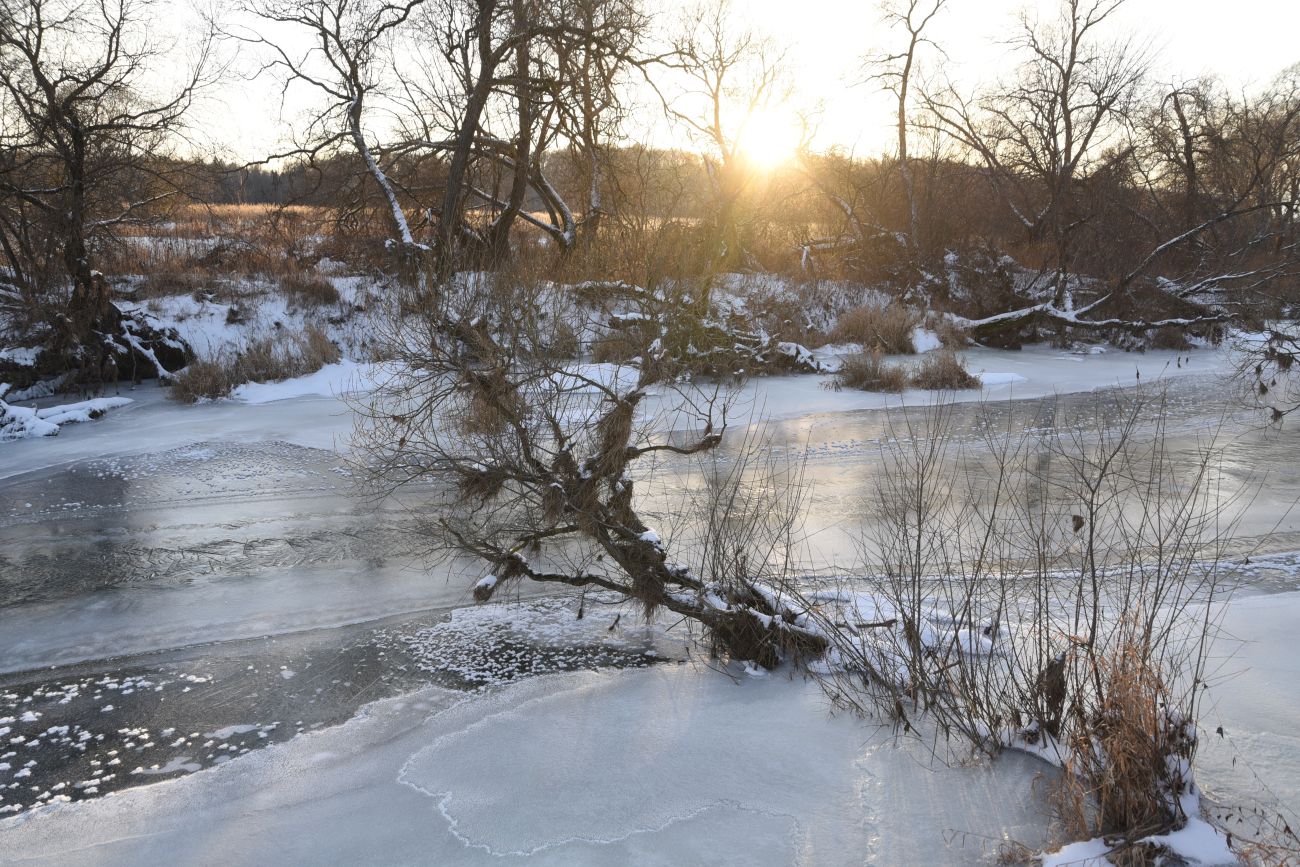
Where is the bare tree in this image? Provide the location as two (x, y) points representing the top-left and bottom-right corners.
(924, 0), (1146, 308)
(867, 0), (945, 266)
(298, 0), (648, 275)
(544, 0), (647, 244)
(658, 0), (788, 274)
(229, 0), (426, 259)
(0, 0), (212, 354)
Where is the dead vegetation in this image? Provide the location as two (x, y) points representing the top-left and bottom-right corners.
(831, 349), (978, 392)
(170, 325), (340, 402)
(831, 350), (909, 392)
(830, 303), (918, 353)
(799, 394), (1240, 863)
(281, 271), (341, 308)
(909, 350), (979, 389)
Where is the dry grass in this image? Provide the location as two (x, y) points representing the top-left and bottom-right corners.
(910, 351), (979, 390)
(830, 349), (909, 392)
(134, 269), (212, 300)
(170, 325), (340, 403)
(1043, 637), (1190, 865)
(281, 271), (340, 307)
(168, 359), (234, 403)
(830, 303), (918, 354)
(101, 204), (349, 284)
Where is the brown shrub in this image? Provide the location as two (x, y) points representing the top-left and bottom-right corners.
(282, 272), (340, 307)
(1044, 638), (1190, 863)
(830, 350), (909, 392)
(170, 359), (235, 403)
(300, 325), (342, 368)
(830, 304), (917, 354)
(747, 291), (826, 346)
(910, 351), (979, 390)
(546, 319), (580, 360)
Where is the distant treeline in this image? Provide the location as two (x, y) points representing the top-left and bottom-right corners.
(198, 161), (342, 206)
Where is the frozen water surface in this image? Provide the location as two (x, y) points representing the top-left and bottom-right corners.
(0, 342), (1297, 863)
(0, 666), (1053, 866)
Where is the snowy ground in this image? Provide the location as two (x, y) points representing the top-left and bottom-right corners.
(0, 339), (1295, 864)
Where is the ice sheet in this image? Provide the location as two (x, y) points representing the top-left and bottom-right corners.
(0, 665), (1053, 866)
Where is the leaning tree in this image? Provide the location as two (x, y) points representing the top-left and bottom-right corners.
(353, 274), (828, 667)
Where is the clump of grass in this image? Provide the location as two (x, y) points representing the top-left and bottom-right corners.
(281, 271), (340, 307)
(909, 350), (979, 390)
(170, 325), (340, 403)
(830, 303), (918, 354)
(300, 324), (342, 368)
(169, 359), (234, 403)
(1043, 637), (1195, 865)
(830, 349), (909, 392)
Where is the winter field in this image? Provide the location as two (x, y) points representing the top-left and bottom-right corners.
(5, 0), (1300, 859)
(2, 298), (1299, 866)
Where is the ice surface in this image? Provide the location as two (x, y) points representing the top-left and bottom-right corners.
(0, 665), (1053, 866)
(1195, 589), (1300, 813)
(0, 343), (1229, 478)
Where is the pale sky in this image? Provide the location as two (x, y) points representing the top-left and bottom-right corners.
(180, 0), (1300, 163)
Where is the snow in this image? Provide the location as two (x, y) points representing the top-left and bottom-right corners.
(36, 397), (133, 425)
(0, 319), (1271, 865)
(1040, 816), (1235, 866)
(0, 393), (132, 441)
(1040, 837), (1116, 866)
(0, 346), (41, 367)
(1141, 816), (1236, 865)
(912, 328), (942, 353)
(230, 360), (377, 404)
(548, 362), (642, 397)
(707, 344), (1222, 423)
(0, 665), (1053, 866)
(977, 371), (1028, 386)
(0, 341), (1230, 479)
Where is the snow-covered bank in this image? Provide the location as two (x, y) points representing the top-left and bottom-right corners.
(0, 664), (1052, 866)
(0, 342), (1229, 476)
(229, 360), (379, 404)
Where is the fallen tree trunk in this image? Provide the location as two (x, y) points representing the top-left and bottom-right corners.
(956, 300), (1230, 345)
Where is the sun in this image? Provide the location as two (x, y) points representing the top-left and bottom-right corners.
(737, 108), (802, 171)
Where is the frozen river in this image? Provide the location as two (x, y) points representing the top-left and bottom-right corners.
(1, 345), (1297, 864)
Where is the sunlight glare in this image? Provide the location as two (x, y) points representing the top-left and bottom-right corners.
(738, 109), (802, 171)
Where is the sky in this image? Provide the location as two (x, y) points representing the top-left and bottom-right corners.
(180, 0), (1300, 163)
